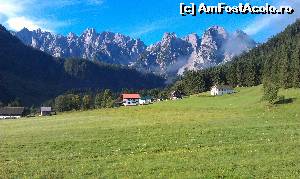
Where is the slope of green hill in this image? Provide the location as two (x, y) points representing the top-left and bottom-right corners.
(1, 86), (300, 178)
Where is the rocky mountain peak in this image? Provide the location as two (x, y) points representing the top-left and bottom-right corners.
(67, 32), (77, 38)
(233, 30), (255, 42)
(20, 27), (30, 33)
(234, 29), (247, 36)
(99, 31), (116, 42)
(224, 29), (258, 57)
(163, 32), (176, 37)
(207, 25), (227, 34)
(113, 33), (130, 44)
(183, 33), (200, 50)
(84, 28), (97, 35)
(0, 24), (7, 31)
(162, 32), (177, 43)
(134, 38), (144, 45)
(202, 26), (228, 47)
(35, 28), (43, 34)
(178, 25), (258, 75)
(82, 28), (98, 44)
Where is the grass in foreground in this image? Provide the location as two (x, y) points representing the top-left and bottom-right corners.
(1, 86), (300, 178)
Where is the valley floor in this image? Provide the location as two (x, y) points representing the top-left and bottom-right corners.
(1, 86), (300, 178)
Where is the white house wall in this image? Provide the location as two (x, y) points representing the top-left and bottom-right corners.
(0, 116), (21, 119)
(123, 99), (139, 106)
(211, 87), (234, 96)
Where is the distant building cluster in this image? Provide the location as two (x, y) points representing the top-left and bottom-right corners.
(0, 106), (55, 119)
(0, 107), (25, 119)
(121, 94), (154, 106)
(0, 85), (235, 119)
(120, 90), (184, 107)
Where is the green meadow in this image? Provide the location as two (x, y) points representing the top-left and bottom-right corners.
(1, 86), (300, 178)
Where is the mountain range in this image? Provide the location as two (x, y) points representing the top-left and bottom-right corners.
(12, 26), (258, 78)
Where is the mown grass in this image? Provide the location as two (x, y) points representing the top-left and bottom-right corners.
(1, 86), (300, 178)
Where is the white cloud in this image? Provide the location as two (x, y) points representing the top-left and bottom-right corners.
(6, 16), (52, 31)
(244, 0), (300, 35)
(0, 1), (23, 17)
(0, 0), (72, 32)
(244, 15), (279, 35)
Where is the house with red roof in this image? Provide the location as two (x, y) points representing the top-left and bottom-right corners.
(122, 93), (141, 106)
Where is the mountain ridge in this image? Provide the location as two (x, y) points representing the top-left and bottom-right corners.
(12, 26), (258, 78)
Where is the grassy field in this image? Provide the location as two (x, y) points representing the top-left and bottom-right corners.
(1, 86), (300, 178)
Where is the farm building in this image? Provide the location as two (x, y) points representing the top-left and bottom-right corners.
(171, 90), (182, 100)
(211, 85), (234, 96)
(0, 107), (25, 119)
(122, 93), (141, 106)
(40, 107), (52, 116)
(139, 96), (153, 105)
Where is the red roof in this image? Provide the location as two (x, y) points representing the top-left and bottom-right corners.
(122, 94), (141, 99)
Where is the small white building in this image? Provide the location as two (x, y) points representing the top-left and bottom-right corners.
(0, 107), (25, 119)
(40, 107), (52, 116)
(122, 94), (141, 106)
(170, 90), (182, 100)
(211, 85), (234, 96)
(139, 96), (152, 105)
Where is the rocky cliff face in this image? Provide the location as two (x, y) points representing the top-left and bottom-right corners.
(12, 28), (146, 66)
(135, 32), (194, 76)
(178, 26), (257, 74)
(137, 26), (257, 77)
(12, 26), (257, 78)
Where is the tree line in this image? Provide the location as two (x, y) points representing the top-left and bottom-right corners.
(53, 89), (115, 112)
(52, 87), (170, 112)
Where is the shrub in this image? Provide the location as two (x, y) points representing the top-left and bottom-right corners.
(263, 81), (279, 104)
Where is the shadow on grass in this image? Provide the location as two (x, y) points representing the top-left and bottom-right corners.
(274, 98), (296, 105)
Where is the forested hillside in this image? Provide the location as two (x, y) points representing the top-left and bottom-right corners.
(0, 25), (165, 106)
(174, 20), (300, 94)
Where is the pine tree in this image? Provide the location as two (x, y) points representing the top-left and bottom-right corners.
(236, 61), (244, 87)
(212, 67), (222, 85)
(82, 95), (92, 110)
(94, 93), (103, 109)
(102, 89), (114, 108)
(70, 94), (81, 110)
(291, 47), (300, 87)
(279, 47), (291, 88)
(225, 64), (237, 87)
(263, 80), (279, 104)
(55, 95), (67, 112)
(245, 60), (256, 86)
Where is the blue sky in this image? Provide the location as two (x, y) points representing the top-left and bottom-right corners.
(0, 0), (299, 45)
